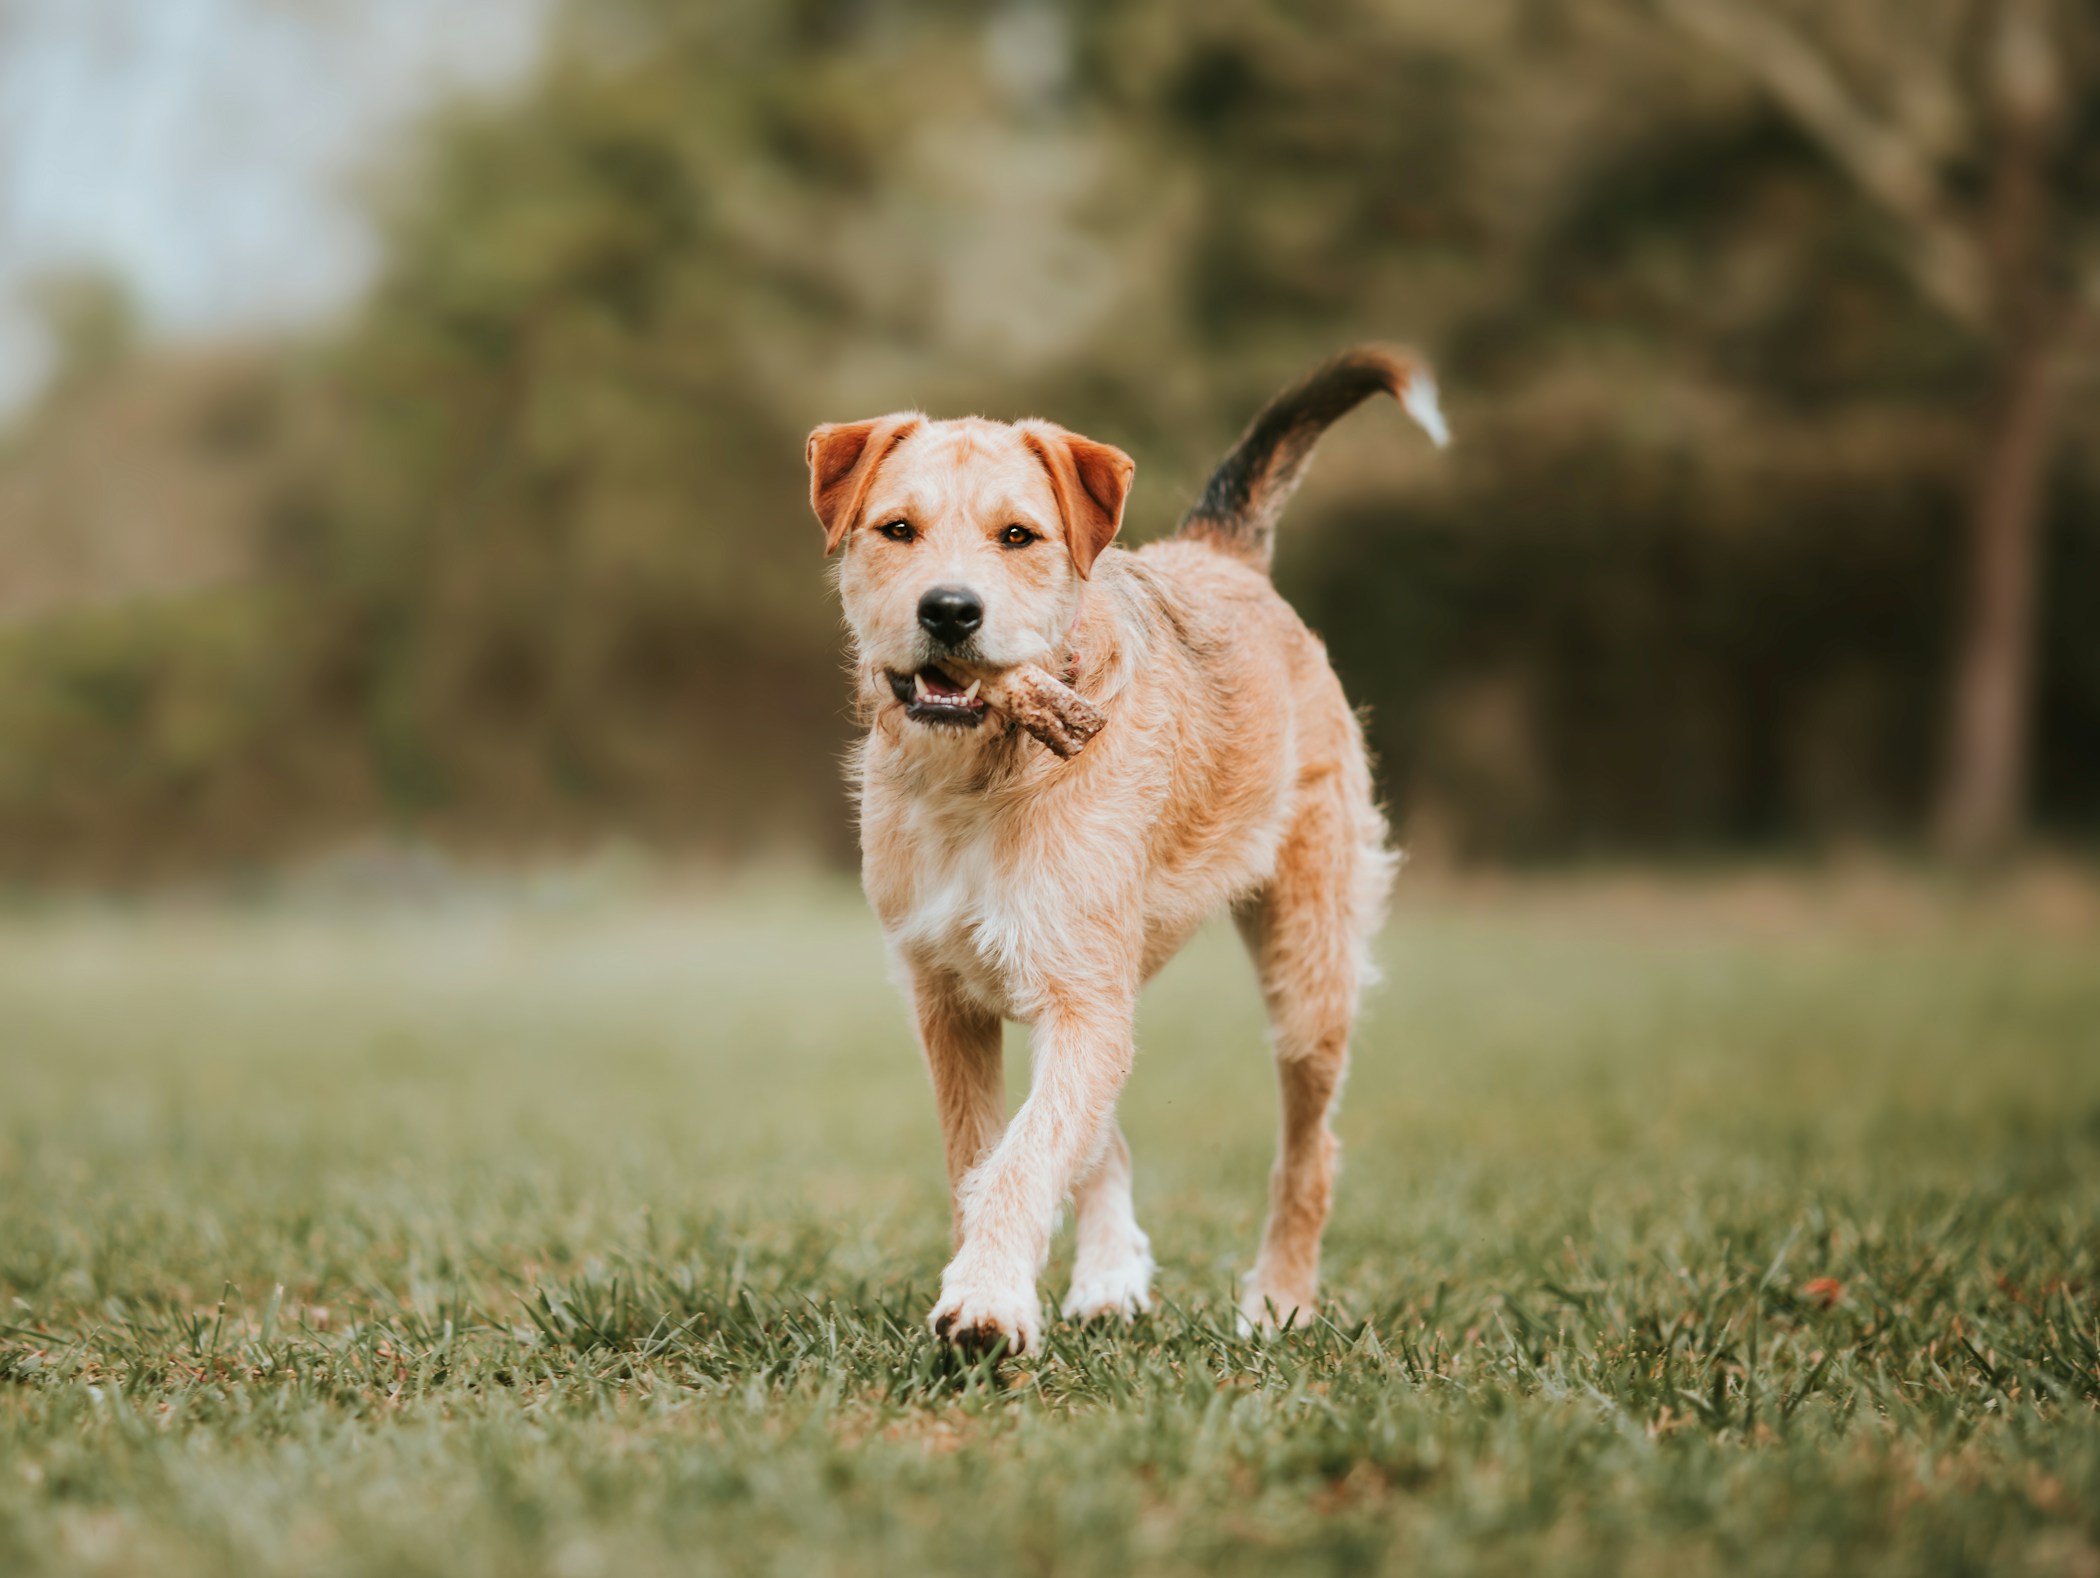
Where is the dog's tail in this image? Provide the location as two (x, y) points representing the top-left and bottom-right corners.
(1176, 343), (1448, 575)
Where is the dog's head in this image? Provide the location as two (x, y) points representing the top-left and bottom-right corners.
(805, 413), (1134, 733)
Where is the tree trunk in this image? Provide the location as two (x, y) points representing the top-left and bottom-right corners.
(1932, 0), (2066, 866)
(1932, 332), (2060, 863)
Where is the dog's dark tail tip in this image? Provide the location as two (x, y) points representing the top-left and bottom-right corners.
(1176, 343), (1448, 574)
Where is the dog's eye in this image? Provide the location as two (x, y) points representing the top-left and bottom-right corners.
(877, 521), (916, 543)
(1000, 524), (1037, 547)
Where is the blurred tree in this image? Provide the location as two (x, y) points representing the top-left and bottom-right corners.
(23, 268), (139, 394)
(1645, 0), (2100, 859)
(3, 0), (2097, 878)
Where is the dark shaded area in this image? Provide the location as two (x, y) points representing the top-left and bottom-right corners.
(0, 0), (2094, 880)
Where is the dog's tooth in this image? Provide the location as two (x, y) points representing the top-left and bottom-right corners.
(913, 673), (929, 700)
(963, 680), (981, 703)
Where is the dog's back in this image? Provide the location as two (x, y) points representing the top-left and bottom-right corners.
(1038, 346), (1449, 975)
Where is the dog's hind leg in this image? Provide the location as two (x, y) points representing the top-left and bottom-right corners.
(1233, 771), (1395, 1333)
(1062, 1121), (1154, 1322)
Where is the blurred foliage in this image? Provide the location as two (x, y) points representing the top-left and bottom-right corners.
(0, 0), (2096, 879)
(22, 269), (140, 393)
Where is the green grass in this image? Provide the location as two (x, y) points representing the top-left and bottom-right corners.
(3, 869), (2098, 1577)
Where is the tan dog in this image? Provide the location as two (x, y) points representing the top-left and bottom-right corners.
(806, 346), (1448, 1354)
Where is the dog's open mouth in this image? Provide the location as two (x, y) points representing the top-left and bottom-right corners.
(889, 666), (989, 727)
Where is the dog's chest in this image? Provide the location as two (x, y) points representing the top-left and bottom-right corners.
(880, 812), (1041, 1012)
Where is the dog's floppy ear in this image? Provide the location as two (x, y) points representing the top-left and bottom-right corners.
(807, 414), (922, 554)
(1019, 422), (1135, 580)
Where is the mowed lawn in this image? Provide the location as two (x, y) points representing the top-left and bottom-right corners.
(2, 869), (2098, 1578)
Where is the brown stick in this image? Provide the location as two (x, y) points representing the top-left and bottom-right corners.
(976, 664), (1105, 759)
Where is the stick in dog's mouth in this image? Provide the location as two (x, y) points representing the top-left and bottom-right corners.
(889, 663), (1104, 758)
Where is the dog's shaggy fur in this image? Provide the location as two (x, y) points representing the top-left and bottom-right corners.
(806, 346), (1448, 1353)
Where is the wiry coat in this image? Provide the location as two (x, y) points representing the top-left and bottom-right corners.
(809, 345), (1445, 1352)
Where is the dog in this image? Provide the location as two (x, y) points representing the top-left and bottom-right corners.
(805, 345), (1448, 1354)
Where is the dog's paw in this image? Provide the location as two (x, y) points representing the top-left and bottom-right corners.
(1236, 1280), (1317, 1337)
(929, 1275), (1042, 1358)
(1062, 1240), (1155, 1324)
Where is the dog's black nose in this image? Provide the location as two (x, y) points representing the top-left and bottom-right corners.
(917, 585), (984, 645)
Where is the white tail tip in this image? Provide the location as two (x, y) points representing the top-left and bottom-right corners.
(1402, 373), (1451, 449)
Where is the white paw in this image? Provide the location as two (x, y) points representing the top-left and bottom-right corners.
(929, 1266), (1042, 1357)
(1236, 1281), (1317, 1336)
(1062, 1241), (1156, 1323)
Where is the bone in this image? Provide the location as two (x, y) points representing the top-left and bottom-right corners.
(976, 663), (1105, 759)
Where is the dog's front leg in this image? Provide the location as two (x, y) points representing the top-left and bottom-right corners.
(1063, 1121), (1154, 1322)
(912, 977), (1007, 1249)
(929, 995), (1135, 1355)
